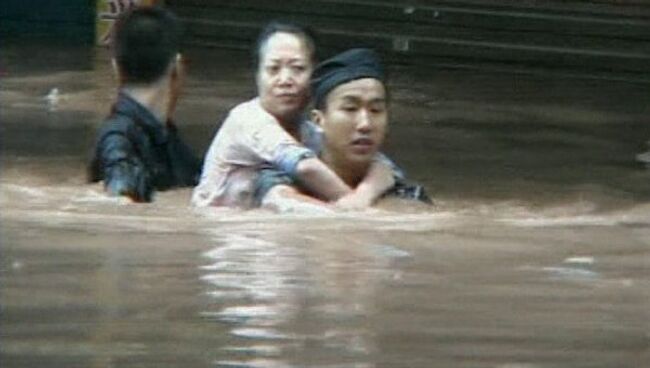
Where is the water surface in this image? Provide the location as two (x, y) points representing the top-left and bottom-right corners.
(1, 44), (649, 368)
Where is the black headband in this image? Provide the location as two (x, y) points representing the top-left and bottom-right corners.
(311, 48), (384, 108)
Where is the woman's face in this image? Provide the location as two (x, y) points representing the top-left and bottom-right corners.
(256, 32), (313, 123)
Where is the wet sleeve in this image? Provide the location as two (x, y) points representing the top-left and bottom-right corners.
(252, 168), (296, 207)
(243, 117), (315, 179)
(99, 133), (153, 202)
(384, 180), (433, 204)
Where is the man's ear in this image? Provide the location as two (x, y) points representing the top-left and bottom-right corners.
(111, 58), (124, 84)
(166, 53), (185, 122)
(173, 53), (184, 75)
(310, 109), (325, 127)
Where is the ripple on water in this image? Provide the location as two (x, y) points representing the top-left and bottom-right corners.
(230, 328), (293, 341)
(204, 304), (290, 326)
(215, 359), (292, 368)
(221, 345), (283, 357)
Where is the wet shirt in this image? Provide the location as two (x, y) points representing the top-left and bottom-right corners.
(191, 98), (315, 207)
(89, 91), (201, 202)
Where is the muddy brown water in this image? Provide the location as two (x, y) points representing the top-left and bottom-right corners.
(1, 45), (649, 367)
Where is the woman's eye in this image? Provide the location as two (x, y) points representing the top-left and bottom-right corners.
(292, 65), (306, 73)
(266, 65), (280, 74)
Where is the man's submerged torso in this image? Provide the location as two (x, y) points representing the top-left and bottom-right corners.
(89, 91), (201, 202)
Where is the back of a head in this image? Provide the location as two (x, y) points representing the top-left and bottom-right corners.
(113, 6), (182, 85)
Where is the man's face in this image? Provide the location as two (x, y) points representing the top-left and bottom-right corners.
(315, 78), (388, 166)
(256, 32), (313, 123)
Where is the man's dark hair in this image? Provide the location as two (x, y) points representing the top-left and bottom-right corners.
(253, 20), (317, 71)
(113, 6), (182, 84)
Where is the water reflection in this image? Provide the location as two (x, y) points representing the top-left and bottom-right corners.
(199, 230), (410, 367)
(2, 207), (649, 367)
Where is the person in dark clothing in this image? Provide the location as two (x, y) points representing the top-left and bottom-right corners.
(88, 6), (201, 202)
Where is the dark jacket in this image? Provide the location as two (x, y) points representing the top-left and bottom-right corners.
(88, 91), (201, 202)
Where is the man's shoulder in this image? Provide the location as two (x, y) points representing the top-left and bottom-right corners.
(98, 113), (135, 136)
(95, 111), (148, 144)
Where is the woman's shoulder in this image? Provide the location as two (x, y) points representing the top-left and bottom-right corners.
(227, 97), (275, 127)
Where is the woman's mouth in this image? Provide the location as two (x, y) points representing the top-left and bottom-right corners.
(276, 93), (298, 100)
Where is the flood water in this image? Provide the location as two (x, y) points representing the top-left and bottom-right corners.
(1, 44), (649, 367)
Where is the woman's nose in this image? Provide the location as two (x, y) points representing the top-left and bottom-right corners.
(278, 67), (293, 85)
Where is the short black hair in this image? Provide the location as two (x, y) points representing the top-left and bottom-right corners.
(112, 6), (182, 84)
(253, 20), (317, 71)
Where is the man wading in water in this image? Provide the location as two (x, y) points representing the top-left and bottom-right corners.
(89, 6), (201, 202)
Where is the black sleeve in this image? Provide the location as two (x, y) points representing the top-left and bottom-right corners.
(99, 133), (153, 202)
(384, 179), (433, 205)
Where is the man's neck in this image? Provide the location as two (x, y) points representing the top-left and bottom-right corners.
(122, 81), (169, 124)
(320, 151), (369, 188)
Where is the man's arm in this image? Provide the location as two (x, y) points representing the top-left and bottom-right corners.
(99, 133), (153, 202)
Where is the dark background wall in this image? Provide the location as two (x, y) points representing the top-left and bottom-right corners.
(0, 0), (95, 44)
(1, 1), (650, 80)
(167, 0), (650, 81)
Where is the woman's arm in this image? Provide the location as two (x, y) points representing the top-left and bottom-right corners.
(241, 108), (352, 201)
(260, 184), (334, 213)
(294, 157), (352, 201)
(335, 160), (395, 209)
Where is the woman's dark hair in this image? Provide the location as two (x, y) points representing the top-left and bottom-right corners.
(253, 20), (318, 71)
(112, 6), (183, 84)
